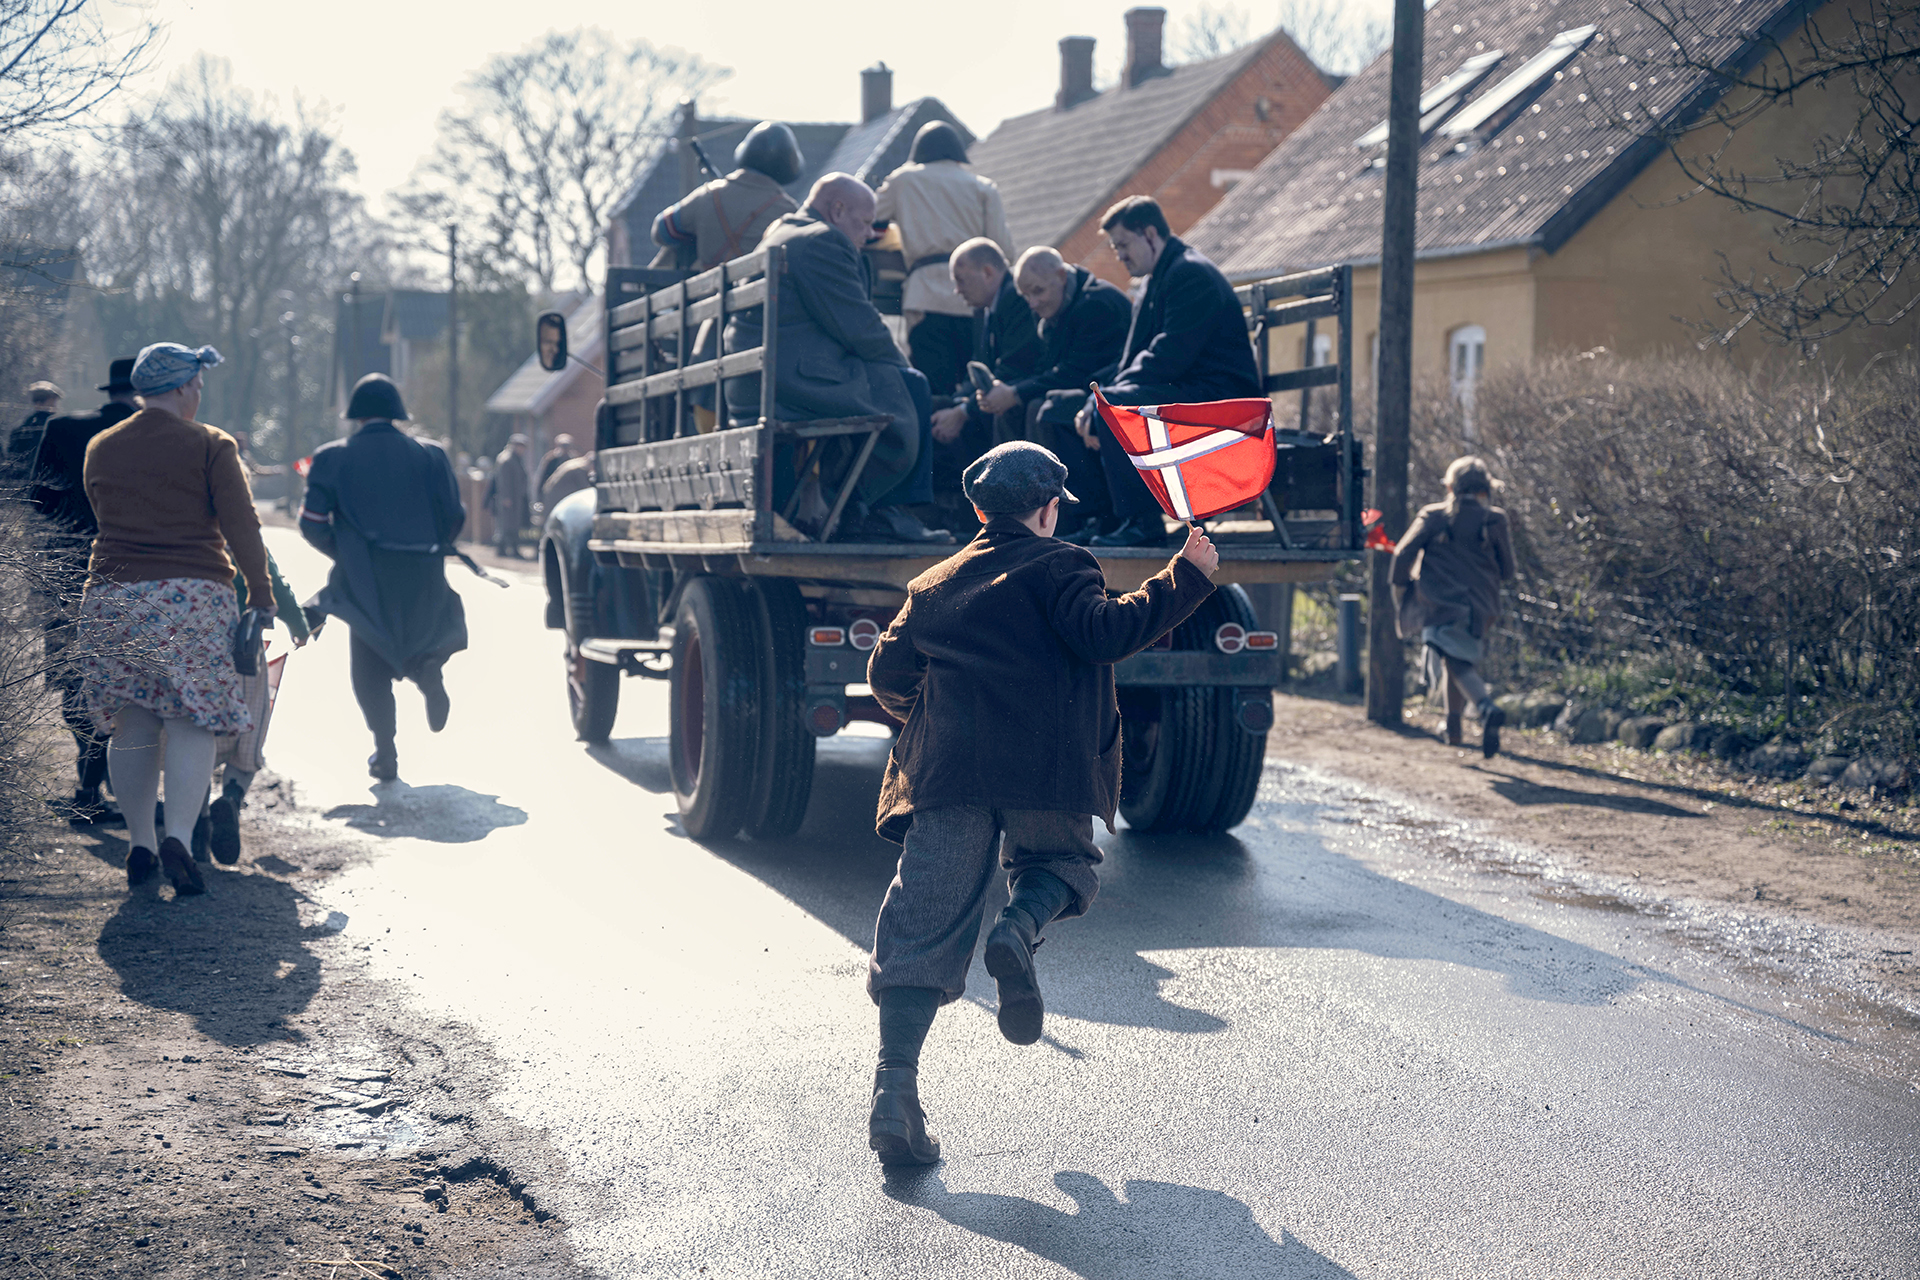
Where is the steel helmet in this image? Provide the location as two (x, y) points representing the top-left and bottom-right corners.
(344, 372), (409, 421)
(735, 121), (803, 186)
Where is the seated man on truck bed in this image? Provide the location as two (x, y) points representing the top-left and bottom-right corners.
(723, 173), (950, 545)
(1076, 195), (1262, 548)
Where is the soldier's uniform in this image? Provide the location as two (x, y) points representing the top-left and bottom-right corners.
(650, 120), (804, 272)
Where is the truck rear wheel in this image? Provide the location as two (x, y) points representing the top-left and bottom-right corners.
(669, 576), (760, 840)
(742, 579), (815, 840)
(566, 640), (620, 745)
(1117, 586), (1268, 833)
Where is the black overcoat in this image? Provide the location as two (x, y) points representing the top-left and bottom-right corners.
(298, 421), (468, 677)
(1013, 267), (1132, 409)
(31, 401), (136, 540)
(1098, 236), (1261, 403)
(867, 517), (1213, 842)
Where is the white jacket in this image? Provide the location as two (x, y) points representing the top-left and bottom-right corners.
(873, 160), (1014, 318)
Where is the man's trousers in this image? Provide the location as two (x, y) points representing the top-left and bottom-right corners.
(869, 805), (1102, 1005)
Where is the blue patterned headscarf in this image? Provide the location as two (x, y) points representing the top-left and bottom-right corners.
(131, 343), (223, 397)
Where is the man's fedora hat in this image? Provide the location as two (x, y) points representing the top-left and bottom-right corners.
(98, 358), (135, 394)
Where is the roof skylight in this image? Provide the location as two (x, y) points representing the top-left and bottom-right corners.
(1353, 49), (1506, 149)
(1439, 25), (1597, 139)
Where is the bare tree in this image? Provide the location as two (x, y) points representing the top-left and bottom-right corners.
(1274, 0), (1391, 76)
(1177, 3), (1255, 61)
(0, 0), (160, 139)
(1622, 0), (1920, 345)
(86, 57), (368, 439)
(399, 28), (726, 294)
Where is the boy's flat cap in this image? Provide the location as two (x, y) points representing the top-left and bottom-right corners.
(963, 441), (1079, 515)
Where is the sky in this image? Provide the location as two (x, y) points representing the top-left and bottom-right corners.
(129, 0), (1394, 207)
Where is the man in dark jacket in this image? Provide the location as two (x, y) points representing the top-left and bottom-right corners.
(1079, 196), (1261, 547)
(1004, 246), (1133, 536)
(300, 374), (468, 781)
(5, 381), (62, 484)
(724, 172), (948, 544)
(927, 238), (1042, 531)
(30, 359), (137, 823)
(861, 440), (1218, 1167)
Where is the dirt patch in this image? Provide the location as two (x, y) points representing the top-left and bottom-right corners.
(0, 780), (592, 1279)
(1267, 689), (1920, 1004)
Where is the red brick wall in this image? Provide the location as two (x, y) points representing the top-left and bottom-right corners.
(1061, 33), (1332, 286)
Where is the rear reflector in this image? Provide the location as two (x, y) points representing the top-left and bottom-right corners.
(1214, 623), (1247, 654)
(808, 702), (844, 735)
(809, 627), (846, 647)
(849, 618), (881, 651)
(1245, 631), (1279, 650)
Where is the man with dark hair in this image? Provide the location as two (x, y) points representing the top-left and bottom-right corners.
(1077, 194), (1262, 547)
(651, 120), (804, 272)
(724, 172), (950, 544)
(300, 373), (468, 781)
(862, 439), (1219, 1167)
(30, 360), (137, 823)
(875, 121), (1013, 401)
(1007, 246), (1134, 539)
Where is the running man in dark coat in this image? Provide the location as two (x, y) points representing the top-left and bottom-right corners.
(1078, 196), (1262, 547)
(299, 374), (468, 781)
(30, 359), (137, 822)
(861, 440), (1219, 1167)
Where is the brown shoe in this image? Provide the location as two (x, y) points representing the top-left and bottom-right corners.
(158, 837), (206, 896)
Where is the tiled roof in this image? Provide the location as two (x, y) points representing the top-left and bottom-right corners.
(822, 98), (974, 186)
(1185, 0), (1803, 280)
(966, 36), (1279, 252)
(486, 295), (604, 417)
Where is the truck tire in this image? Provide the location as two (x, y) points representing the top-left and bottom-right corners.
(669, 576), (760, 840)
(1198, 586), (1267, 832)
(742, 579), (815, 840)
(566, 639), (620, 745)
(1117, 586), (1267, 833)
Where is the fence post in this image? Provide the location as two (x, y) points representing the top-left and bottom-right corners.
(1338, 593), (1365, 695)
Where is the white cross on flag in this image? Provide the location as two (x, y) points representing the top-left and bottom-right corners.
(1092, 388), (1276, 521)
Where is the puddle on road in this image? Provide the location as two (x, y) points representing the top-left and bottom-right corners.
(1259, 760), (1920, 1087)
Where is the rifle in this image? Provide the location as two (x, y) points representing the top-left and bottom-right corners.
(688, 136), (722, 181)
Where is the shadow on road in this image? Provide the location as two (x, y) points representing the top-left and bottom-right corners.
(322, 783), (528, 842)
(588, 737), (672, 794)
(884, 1169), (1355, 1279)
(86, 829), (324, 1046)
(1483, 771), (1702, 819)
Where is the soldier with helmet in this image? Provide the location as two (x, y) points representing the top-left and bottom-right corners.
(651, 120), (805, 272)
(299, 373), (468, 782)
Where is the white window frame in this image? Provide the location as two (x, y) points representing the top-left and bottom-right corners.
(1440, 26), (1597, 139)
(1449, 324), (1487, 436)
(1353, 49), (1506, 149)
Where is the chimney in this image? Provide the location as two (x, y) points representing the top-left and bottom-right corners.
(861, 63), (893, 123)
(1124, 7), (1167, 87)
(1056, 36), (1097, 110)
(675, 98), (701, 195)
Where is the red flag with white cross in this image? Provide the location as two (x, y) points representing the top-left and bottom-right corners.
(1091, 389), (1276, 522)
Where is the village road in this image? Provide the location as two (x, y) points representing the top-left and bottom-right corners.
(259, 527), (1920, 1279)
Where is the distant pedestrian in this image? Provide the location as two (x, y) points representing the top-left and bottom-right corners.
(536, 433), (577, 493)
(299, 373), (467, 782)
(861, 441), (1218, 1167)
(79, 343), (267, 897)
(6, 379), (63, 483)
(485, 434), (531, 560)
(30, 358), (138, 825)
(1391, 455), (1516, 757)
(540, 450), (593, 512)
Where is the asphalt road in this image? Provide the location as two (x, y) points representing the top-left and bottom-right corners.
(260, 527), (1920, 1279)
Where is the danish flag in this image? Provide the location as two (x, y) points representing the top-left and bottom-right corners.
(1091, 388), (1277, 522)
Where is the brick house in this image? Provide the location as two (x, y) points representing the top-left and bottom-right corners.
(966, 6), (1335, 285)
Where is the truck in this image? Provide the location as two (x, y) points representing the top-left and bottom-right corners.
(534, 247), (1364, 840)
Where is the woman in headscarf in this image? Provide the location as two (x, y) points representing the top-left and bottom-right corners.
(873, 120), (1014, 400)
(79, 342), (270, 896)
(1391, 456), (1516, 757)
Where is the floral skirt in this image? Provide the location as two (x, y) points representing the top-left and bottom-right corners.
(79, 576), (253, 736)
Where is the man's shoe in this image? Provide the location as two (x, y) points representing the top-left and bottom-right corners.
(1090, 515), (1169, 548)
(1060, 517), (1104, 546)
(208, 792), (242, 865)
(421, 669), (451, 733)
(1480, 699), (1506, 759)
(869, 1067), (941, 1167)
(369, 742), (399, 782)
(864, 505), (955, 545)
(984, 911), (1045, 1046)
(126, 846), (159, 888)
(158, 837), (206, 897)
(191, 810), (212, 863)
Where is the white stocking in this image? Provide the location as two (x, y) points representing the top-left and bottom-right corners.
(108, 706), (163, 852)
(162, 719), (217, 848)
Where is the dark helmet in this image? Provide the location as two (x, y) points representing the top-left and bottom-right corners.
(344, 372), (409, 421)
(909, 120), (969, 166)
(735, 121), (803, 185)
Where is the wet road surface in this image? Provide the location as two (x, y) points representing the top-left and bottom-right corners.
(261, 529), (1920, 1278)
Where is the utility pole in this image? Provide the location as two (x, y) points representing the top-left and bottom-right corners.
(447, 224), (460, 448)
(1366, 0), (1425, 727)
(347, 270), (363, 412)
(281, 306), (299, 512)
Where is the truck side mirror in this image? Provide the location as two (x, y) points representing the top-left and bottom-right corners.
(536, 312), (569, 372)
